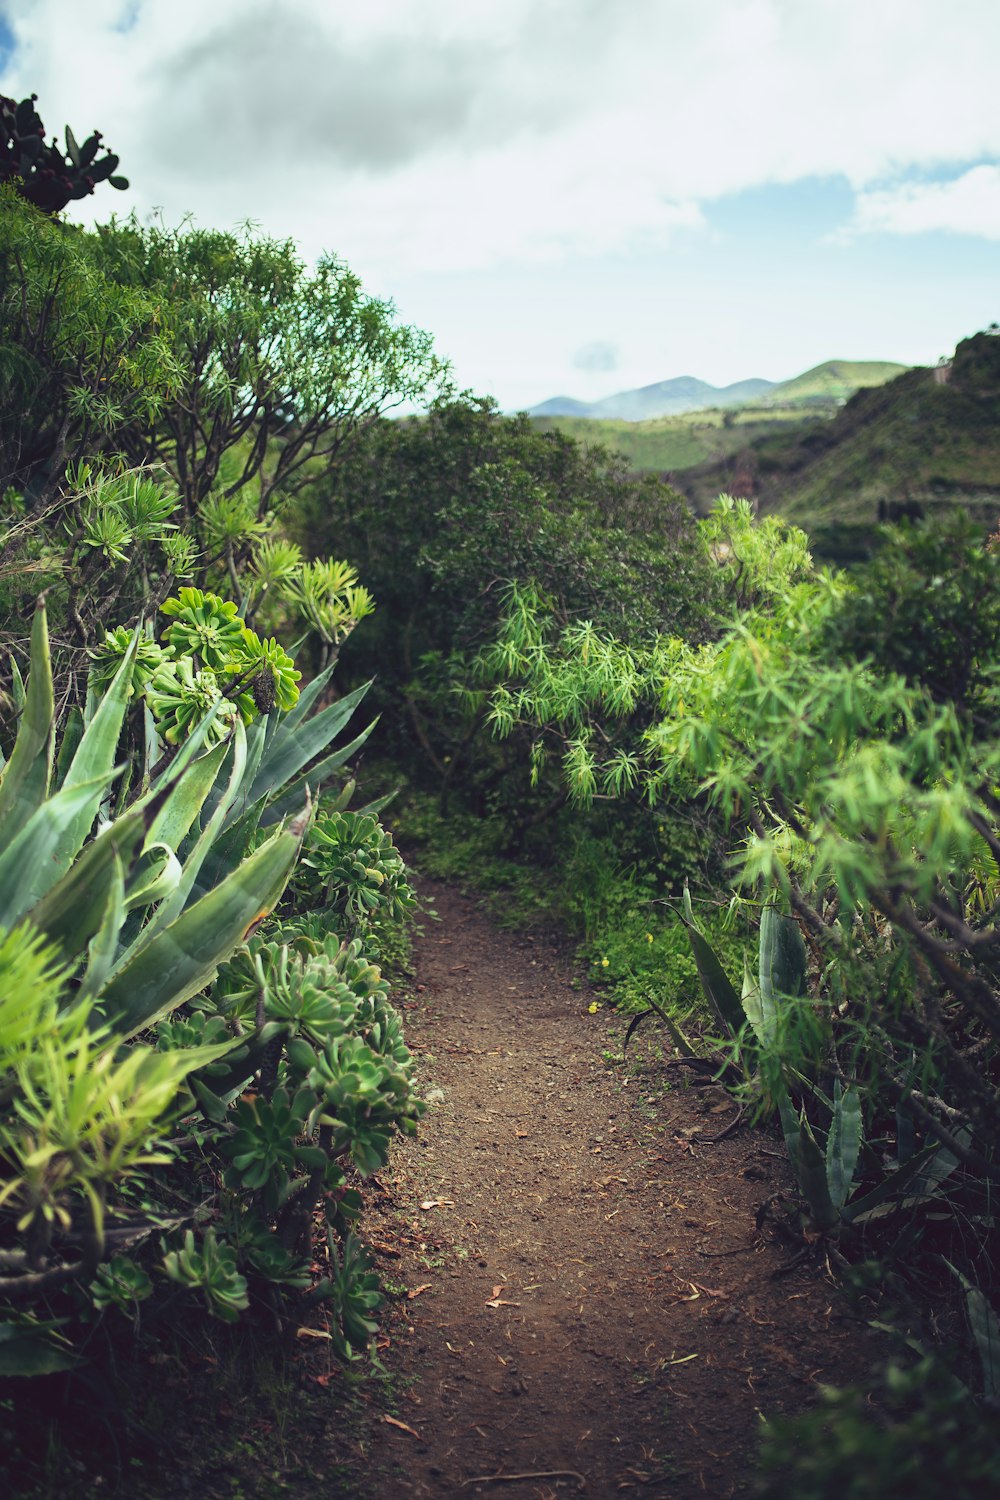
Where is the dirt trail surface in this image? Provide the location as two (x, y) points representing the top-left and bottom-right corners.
(362, 878), (881, 1499)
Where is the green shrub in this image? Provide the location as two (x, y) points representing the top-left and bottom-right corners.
(758, 1358), (1000, 1500)
(0, 592), (417, 1371)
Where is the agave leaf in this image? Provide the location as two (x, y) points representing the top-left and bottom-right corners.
(54, 708), (84, 789)
(842, 1142), (952, 1225)
(911, 1131), (965, 1197)
(945, 1262), (1000, 1401)
(740, 956), (764, 1043)
(895, 1100), (917, 1164)
(0, 1321), (80, 1377)
(144, 740), (229, 852)
(203, 713), (266, 830)
(123, 842), (182, 912)
(54, 631), (139, 871)
(112, 720), (249, 968)
(259, 721), (375, 827)
(246, 679), (371, 809)
(825, 1081), (862, 1211)
(680, 914), (743, 1038)
(795, 1111), (839, 1232)
(142, 701), (159, 788)
(9, 655), (25, 714)
(758, 902), (806, 1048)
(78, 852), (127, 1001)
(99, 825), (301, 1038)
(185, 798), (265, 907)
(28, 799), (150, 960)
(776, 1088), (801, 1178)
(622, 995), (698, 1059)
(968, 1288), (1000, 1400)
(281, 653), (341, 732)
(0, 771), (123, 924)
(0, 598), (54, 841)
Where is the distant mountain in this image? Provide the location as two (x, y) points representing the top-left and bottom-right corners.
(530, 395), (598, 418)
(529, 375), (775, 421)
(527, 361), (908, 423)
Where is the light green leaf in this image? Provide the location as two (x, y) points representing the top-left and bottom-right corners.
(123, 842), (182, 912)
(99, 825), (301, 1037)
(0, 772), (122, 924)
(0, 598), (54, 841)
(246, 679), (371, 809)
(54, 630), (140, 872)
(758, 902), (806, 1048)
(825, 1081), (862, 1211)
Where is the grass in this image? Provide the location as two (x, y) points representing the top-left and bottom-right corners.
(765, 360), (909, 405)
(531, 406), (821, 473)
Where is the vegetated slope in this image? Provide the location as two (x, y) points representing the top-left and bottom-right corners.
(528, 362), (908, 477)
(677, 333), (1000, 562)
(527, 359), (905, 424)
(529, 407), (809, 473)
(764, 359), (909, 405)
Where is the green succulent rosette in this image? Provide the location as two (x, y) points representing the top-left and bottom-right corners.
(89, 626), (168, 696)
(234, 628), (302, 714)
(160, 587), (246, 670)
(144, 657), (239, 745)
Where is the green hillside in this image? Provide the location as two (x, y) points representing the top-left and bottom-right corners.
(529, 360), (909, 476)
(530, 406), (807, 472)
(765, 359), (909, 405)
(678, 334), (1000, 562)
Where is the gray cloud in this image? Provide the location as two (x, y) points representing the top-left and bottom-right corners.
(142, 0), (660, 180)
(148, 6), (540, 174)
(573, 340), (618, 372)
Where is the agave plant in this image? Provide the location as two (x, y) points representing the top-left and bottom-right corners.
(631, 890), (966, 1242)
(0, 593), (386, 1366)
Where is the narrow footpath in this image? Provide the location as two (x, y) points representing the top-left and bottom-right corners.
(361, 878), (882, 1498)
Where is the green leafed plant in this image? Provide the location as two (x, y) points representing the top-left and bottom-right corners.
(0, 588), (399, 1367)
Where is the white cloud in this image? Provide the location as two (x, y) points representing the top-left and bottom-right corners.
(846, 165), (1000, 241)
(4, 0), (1000, 272)
(3, 0), (1000, 405)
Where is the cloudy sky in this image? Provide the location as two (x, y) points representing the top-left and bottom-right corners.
(2, 0), (999, 410)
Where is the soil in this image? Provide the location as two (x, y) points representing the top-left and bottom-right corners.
(356, 877), (883, 1498)
(4, 874), (886, 1499)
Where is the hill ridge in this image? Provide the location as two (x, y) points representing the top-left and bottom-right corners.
(528, 359), (906, 422)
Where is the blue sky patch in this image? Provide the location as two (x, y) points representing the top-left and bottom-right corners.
(0, 13), (17, 77)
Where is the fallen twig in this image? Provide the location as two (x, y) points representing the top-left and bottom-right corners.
(697, 1242), (757, 1258)
(460, 1470), (586, 1490)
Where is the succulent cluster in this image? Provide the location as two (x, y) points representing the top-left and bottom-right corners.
(0, 593), (415, 1371)
(161, 927), (423, 1351)
(90, 586), (301, 745)
(1, 94), (128, 214)
(298, 810), (416, 930)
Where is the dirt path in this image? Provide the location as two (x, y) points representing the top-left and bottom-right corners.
(362, 879), (882, 1498)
